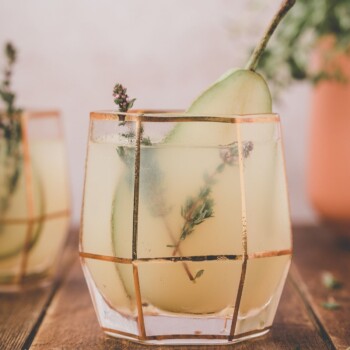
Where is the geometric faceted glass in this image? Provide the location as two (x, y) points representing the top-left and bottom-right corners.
(80, 110), (292, 345)
(0, 111), (71, 292)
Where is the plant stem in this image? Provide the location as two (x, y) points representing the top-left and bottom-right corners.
(245, 0), (296, 71)
(162, 219), (196, 281)
(171, 141), (253, 257)
(0, 43), (22, 232)
(172, 167), (220, 257)
(115, 122), (197, 282)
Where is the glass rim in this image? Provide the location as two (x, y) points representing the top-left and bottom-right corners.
(0, 109), (60, 120)
(90, 110), (280, 124)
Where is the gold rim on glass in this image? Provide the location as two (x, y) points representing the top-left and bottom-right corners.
(90, 110), (280, 124)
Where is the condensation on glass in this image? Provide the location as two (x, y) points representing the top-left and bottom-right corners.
(80, 110), (292, 346)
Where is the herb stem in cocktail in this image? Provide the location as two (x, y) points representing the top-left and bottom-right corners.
(112, 84), (200, 282)
(171, 141), (254, 257)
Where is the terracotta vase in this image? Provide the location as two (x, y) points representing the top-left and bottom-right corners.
(307, 39), (350, 222)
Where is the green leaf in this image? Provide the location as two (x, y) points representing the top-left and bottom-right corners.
(321, 300), (341, 310)
(193, 269), (205, 281)
(321, 272), (342, 290)
(250, 0), (350, 93)
(128, 98), (136, 109)
(141, 136), (152, 146)
(216, 163), (225, 173)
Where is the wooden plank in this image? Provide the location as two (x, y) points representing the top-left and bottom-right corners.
(233, 275), (331, 350)
(0, 229), (77, 350)
(30, 258), (329, 350)
(0, 287), (52, 350)
(292, 225), (350, 350)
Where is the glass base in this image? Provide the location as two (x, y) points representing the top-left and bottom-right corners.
(104, 327), (270, 346)
(0, 271), (54, 293)
(90, 278), (274, 346)
(81, 257), (289, 346)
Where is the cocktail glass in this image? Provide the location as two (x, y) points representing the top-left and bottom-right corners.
(80, 110), (292, 345)
(0, 110), (71, 291)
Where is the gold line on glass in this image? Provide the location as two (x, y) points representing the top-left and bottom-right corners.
(229, 123), (248, 340)
(17, 114), (35, 283)
(0, 210), (70, 224)
(130, 121), (146, 338)
(90, 111), (280, 124)
(79, 118), (93, 251)
(132, 264), (146, 339)
(79, 249), (292, 264)
(132, 120), (142, 260)
(279, 122), (294, 251)
(27, 110), (60, 119)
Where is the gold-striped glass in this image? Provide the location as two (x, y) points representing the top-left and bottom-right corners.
(0, 111), (71, 291)
(80, 110), (292, 346)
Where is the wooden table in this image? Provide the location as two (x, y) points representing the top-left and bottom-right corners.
(1, 226), (349, 350)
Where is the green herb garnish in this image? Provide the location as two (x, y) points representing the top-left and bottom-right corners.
(0, 42), (22, 221)
(113, 83), (136, 112)
(171, 142), (254, 256)
(321, 271), (342, 290)
(322, 297), (341, 310)
(253, 0), (350, 94)
(193, 269), (205, 282)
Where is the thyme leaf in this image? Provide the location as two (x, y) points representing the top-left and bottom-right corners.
(322, 297), (341, 310)
(193, 269), (205, 282)
(177, 141), (254, 244)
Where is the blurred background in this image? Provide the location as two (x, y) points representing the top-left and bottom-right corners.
(1, 0), (349, 227)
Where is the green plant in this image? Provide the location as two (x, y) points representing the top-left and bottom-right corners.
(0, 42), (22, 218)
(255, 0), (350, 93)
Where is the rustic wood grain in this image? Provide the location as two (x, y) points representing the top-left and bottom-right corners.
(30, 260), (329, 349)
(293, 225), (350, 350)
(0, 229), (77, 350)
(0, 287), (52, 350)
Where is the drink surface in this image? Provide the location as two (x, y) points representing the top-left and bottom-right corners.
(0, 139), (70, 284)
(82, 122), (291, 322)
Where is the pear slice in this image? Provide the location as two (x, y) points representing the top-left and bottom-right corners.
(166, 0), (295, 145)
(164, 69), (272, 145)
(189, 69), (272, 115)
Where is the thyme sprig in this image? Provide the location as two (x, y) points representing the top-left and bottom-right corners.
(172, 142), (254, 256)
(114, 84), (151, 169)
(0, 43), (20, 116)
(0, 42), (22, 220)
(113, 83), (136, 113)
(180, 186), (214, 241)
(112, 84), (199, 282)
